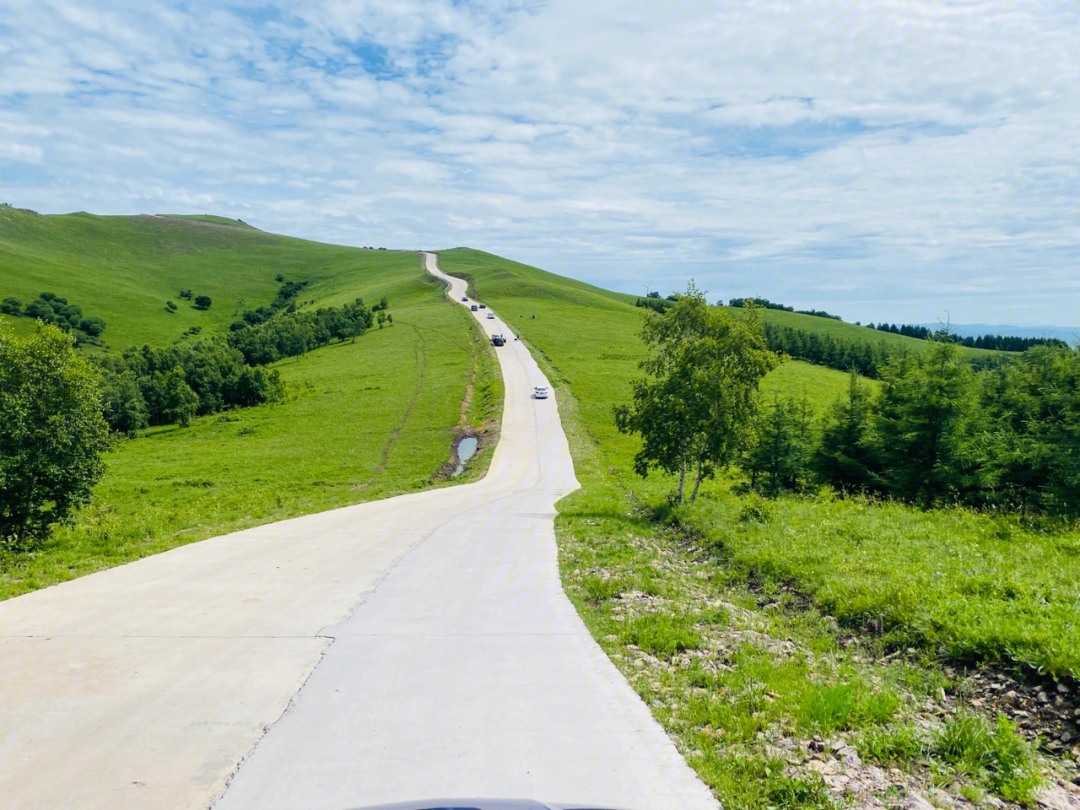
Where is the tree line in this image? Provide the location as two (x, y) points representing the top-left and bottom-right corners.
(744, 341), (1080, 516)
(2, 292), (107, 342)
(617, 290), (1080, 518)
(869, 321), (1066, 352)
(727, 297), (842, 321)
(762, 323), (895, 378)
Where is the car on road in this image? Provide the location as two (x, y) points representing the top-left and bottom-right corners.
(471, 304), (479, 311)
(486, 312), (495, 319)
(534, 386), (549, 399)
(491, 334), (506, 346)
(461, 296), (469, 302)
(479, 303), (486, 309)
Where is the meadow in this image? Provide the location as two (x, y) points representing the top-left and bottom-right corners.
(0, 206), (418, 348)
(0, 217), (501, 599)
(439, 247), (1077, 804)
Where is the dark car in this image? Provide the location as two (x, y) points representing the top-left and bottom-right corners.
(491, 334), (506, 346)
(461, 296), (469, 302)
(471, 304), (479, 311)
(479, 303), (486, 309)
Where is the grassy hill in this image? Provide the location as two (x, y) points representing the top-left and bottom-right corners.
(438, 247), (1076, 805)
(0, 214), (501, 598)
(0, 206), (412, 348)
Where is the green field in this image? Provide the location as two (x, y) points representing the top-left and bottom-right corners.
(0, 216), (501, 599)
(439, 247), (1079, 678)
(0, 206), (416, 348)
(438, 247), (1072, 803)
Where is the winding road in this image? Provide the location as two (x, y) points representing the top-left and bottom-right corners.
(0, 254), (717, 810)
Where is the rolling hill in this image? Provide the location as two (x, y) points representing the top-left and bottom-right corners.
(0, 211), (501, 598)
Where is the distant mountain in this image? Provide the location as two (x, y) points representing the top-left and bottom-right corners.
(918, 323), (1080, 344)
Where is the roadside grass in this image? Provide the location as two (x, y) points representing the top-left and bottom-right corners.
(0, 206), (422, 348)
(438, 247), (1080, 681)
(680, 494), (1080, 679)
(0, 264), (499, 600)
(438, 247), (1070, 806)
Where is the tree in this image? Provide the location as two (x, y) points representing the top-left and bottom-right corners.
(79, 317), (106, 337)
(166, 300), (178, 312)
(615, 283), (779, 503)
(149, 366), (199, 427)
(1, 297), (21, 316)
(870, 340), (981, 508)
(0, 323), (111, 550)
(744, 395), (815, 495)
(812, 369), (880, 492)
(194, 295), (212, 310)
(178, 289), (193, 300)
(98, 367), (149, 435)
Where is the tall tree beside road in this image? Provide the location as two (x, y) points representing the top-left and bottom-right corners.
(0, 323), (111, 551)
(616, 284), (779, 503)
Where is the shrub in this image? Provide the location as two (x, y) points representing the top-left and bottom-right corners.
(79, 317), (106, 337)
(0, 323), (111, 550)
(1, 297), (21, 316)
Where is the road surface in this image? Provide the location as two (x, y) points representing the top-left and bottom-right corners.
(0, 253), (717, 810)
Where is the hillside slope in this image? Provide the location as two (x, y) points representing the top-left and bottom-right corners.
(0, 216), (500, 598)
(0, 206), (411, 348)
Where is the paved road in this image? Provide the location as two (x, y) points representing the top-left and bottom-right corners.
(0, 253), (717, 810)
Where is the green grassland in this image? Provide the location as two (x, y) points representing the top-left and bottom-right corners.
(436, 248), (1076, 678)
(0, 206), (415, 348)
(0, 217), (501, 599)
(438, 247), (1069, 804)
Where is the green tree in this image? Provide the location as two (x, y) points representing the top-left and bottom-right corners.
(744, 395), (815, 495)
(98, 367), (149, 436)
(1, 297), (21, 316)
(812, 369), (880, 492)
(0, 323), (111, 550)
(615, 284), (779, 503)
(149, 366), (199, 427)
(194, 295), (212, 310)
(79, 317), (106, 337)
(870, 340), (981, 508)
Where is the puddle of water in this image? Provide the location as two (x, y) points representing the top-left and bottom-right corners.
(452, 436), (479, 477)
(458, 436), (478, 462)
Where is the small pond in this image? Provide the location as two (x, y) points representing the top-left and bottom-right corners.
(452, 436), (479, 477)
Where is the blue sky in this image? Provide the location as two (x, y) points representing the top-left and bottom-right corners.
(1, 0), (1078, 326)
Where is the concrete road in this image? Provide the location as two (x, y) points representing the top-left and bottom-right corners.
(0, 253), (717, 810)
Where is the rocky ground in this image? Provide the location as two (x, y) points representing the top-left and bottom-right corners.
(559, 509), (1080, 810)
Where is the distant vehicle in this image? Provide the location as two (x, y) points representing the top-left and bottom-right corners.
(534, 386), (549, 399)
(461, 296), (469, 302)
(479, 303), (487, 309)
(471, 304), (479, 311)
(491, 334), (506, 346)
(486, 312), (495, 319)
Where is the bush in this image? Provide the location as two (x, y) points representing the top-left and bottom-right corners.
(193, 295), (212, 310)
(0, 323), (111, 550)
(1, 297), (21, 316)
(79, 317), (106, 337)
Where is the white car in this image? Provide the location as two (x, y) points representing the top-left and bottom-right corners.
(534, 386), (549, 399)
(486, 312), (495, 319)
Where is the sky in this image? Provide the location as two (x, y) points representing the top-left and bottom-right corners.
(1, 0), (1078, 326)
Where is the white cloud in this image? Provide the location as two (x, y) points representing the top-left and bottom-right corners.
(0, 0), (1077, 325)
